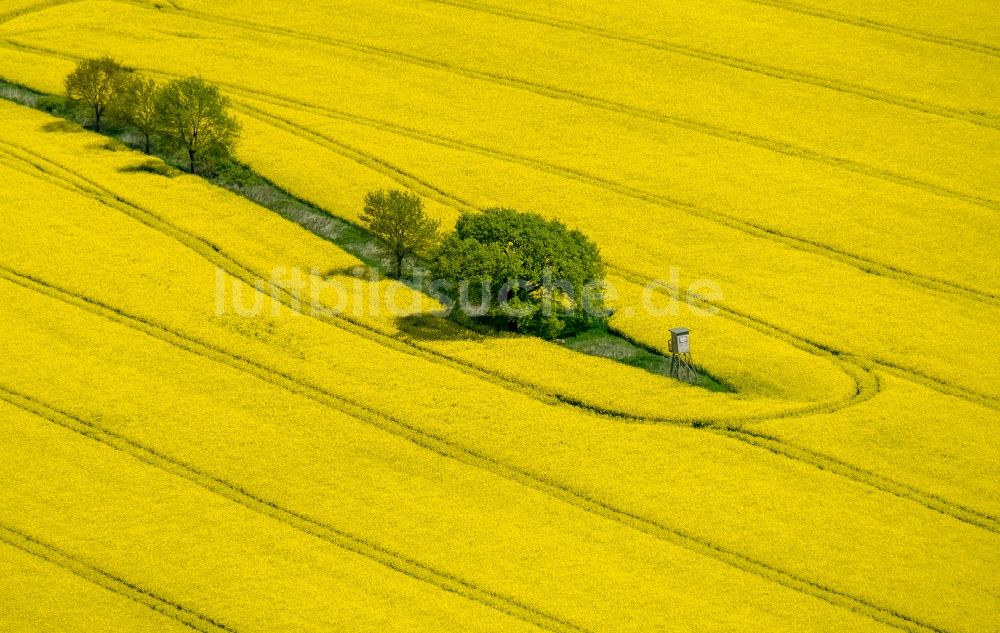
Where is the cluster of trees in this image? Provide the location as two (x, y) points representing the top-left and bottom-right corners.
(433, 208), (605, 337)
(361, 189), (606, 338)
(65, 56), (239, 173)
(60, 59), (602, 338)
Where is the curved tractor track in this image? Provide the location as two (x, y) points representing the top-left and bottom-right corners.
(0, 317), (952, 633)
(0, 7), (992, 630)
(3, 259), (995, 536)
(2, 134), (997, 537)
(0, 141), (863, 425)
(0, 146), (971, 632)
(192, 104), (1000, 414)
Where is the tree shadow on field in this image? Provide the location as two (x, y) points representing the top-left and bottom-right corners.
(395, 314), (489, 343)
(322, 264), (374, 279)
(40, 120), (83, 133)
(119, 159), (182, 178)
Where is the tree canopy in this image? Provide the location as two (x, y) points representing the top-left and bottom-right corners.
(64, 56), (132, 133)
(360, 189), (440, 278)
(117, 77), (161, 154)
(157, 77), (239, 174)
(431, 208), (605, 338)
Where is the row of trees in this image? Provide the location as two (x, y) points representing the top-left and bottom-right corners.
(60, 58), (602, 337)
(65, 56), (239, 173)
(361, 189), (606, 338)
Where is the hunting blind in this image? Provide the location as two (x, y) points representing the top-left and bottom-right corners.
(668, 327), (699, 383)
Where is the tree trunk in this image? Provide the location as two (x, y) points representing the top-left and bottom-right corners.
(395, 253), (405, 279)
(93, 106), (102, 133)
(188, 149), (196, 174)
(143, 133), (151, 155)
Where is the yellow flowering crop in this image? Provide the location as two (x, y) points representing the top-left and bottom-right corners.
(0, 1), (998, 631)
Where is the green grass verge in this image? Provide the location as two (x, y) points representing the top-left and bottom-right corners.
(0, 77), (727, 391)
(562, 328), (731, 392)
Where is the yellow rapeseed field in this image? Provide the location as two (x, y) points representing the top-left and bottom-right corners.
(0, 0), (998, 631)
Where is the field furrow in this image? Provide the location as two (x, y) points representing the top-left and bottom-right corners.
(0, 399), (549, 632)
(200, 106), (1000, 404)
(0, 538), (196, 633)
(3, 28), (998, 295)
(1, 4), (996, 627)
(0, 524), (235, 633)
(428, 0), (998, 128)
(4, 110), (996, 537)
(0, 143), (995, 633)
(235, 94), (1000, 308)
(113, 2), (1000, 191)
(6, 3), (999, 212)
(0, 385), (588, 633)
(5, 258), (995, 536)
(744, 0), (1000, 56)
(0, 134), (840, 420)
(0, 281), (961, 633)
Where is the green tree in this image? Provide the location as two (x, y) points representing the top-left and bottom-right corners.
(157, 77), (239, 174)
(117, 77), (161, 154)
(430, 208), (605, 338)
(64, 56), (132, 133)
(360, 189), (440, 278)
